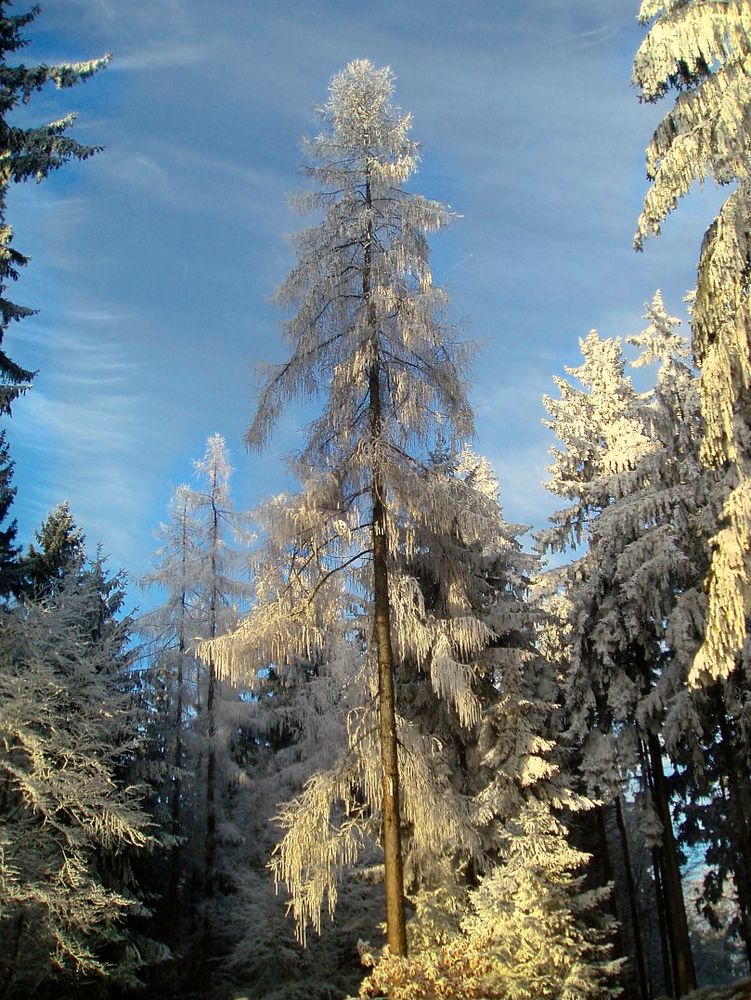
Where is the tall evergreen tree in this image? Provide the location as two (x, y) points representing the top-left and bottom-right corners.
(537, 302), (724, 997)
(23, 500), (85, 597)
(0, 517), (154, 999)
(138, 483), (200, 981)
(0, 429), (19, 597)
(0, 3), (109, 413)
(205, 59), (477, 956)
(632, 0), (751, 683)
(139, 435), (253, 997)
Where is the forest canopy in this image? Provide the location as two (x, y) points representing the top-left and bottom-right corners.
(1, 3), (750, 1000)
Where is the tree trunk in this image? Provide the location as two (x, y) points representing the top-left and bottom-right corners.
(647, 731), (696, 996)
(204, 670), (217, 912)
(204, 658), (217, 903)
(167, 649), (184, 996)
(651, 845), (674, 998)
(365, 165), (408, 957)
(715, 696), (751, 967)
(167, 528), (189, 975)
(615, 794), (650, 1000)
(202, 488), (220, 992)
(201, 657), (217, 995)
(168, 666), (184, 908)
(592, 802), (633, 987)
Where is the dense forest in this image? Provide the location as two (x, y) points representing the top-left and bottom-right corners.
(1, 2), (751, 999)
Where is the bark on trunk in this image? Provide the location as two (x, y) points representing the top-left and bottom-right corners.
(200, 658), (217, 995)
(647, 731), (696, 996)
(167, 645), (185, 998)
(202, 488), (220, 992)
(371, 481), (408, 956)
(167, 527), (189, 970)
(715, 697), (751, 967)
(365, 165), (408, 957)
(615, 794), (650, 1000)
(651, 846), (674, 998)
(204, 659), (217, 906)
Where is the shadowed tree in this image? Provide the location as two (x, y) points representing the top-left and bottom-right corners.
(0, 2), (109, 414)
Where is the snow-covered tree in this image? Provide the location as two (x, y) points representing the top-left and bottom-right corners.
(0, 525), (154, 998)
(228, 443), (586, 995)
(538, 300), (724, 997)
(0, 3), (108, 414)
(632, 0), (751, 683)
(203, 60), (597, 985)
(675, 684), (751, 972)
(138, 483), (200, 968)
(203, 59), (478, 956)
(359, 800), (621, 1000)
(139, 434), (253, 995)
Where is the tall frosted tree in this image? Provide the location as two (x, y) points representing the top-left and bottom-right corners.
(138, 483), (200, 966)
(139, 435), (253, 996)
(537, 303), (724, 997)
(0, 3), (109, 413)
(206, 60), (480, 956)
(632, 0), (751, 683)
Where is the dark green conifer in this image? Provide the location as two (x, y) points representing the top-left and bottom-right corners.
(0, 2), (109, 412)
(0, 428), (19, 596)
(24, 500), (85, 597)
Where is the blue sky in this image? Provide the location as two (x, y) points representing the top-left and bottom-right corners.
(5, 0), (724, 602)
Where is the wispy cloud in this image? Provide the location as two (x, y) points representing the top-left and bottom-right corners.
(9, 314), (154, 574)
(110, 43), (212, 72)
(7, 0), (718, 595)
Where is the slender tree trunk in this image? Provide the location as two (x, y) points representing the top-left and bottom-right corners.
(201, 480), (219, 997)
(715, 698), (751, 966)
(168, 658), (184, 914)
(204, 670), (217, 910)
(592, 801), (638, 995)
(646, 731), (696, 996)
(365, 165), (408, 957)
(188, 869), (200, 988)
(201, 656), (217, 996)
(167, 524), (189, 979)
(641, 736), (674, 998)
(652, 846), (674, 998)
(202, 483), (220, 992)
(167, 650), (185, 997)
(204, 658), (217, 899)
(371, 476), (408, 956)
(615, 794), (650, 1000)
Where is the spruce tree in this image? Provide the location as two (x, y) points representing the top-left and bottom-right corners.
(0, 519), (153, 998)
(0, 3), (108, 413)
(632, 0), (751, 683)
(538, 306), (720, 997)
(23, 500), (85, 597)
(0, 429), (19, 597)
